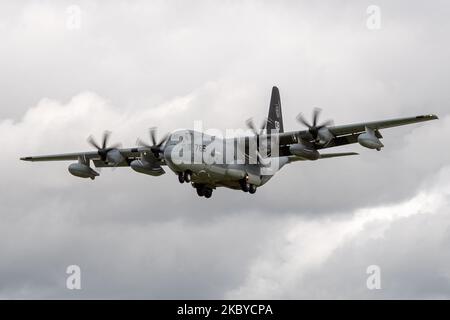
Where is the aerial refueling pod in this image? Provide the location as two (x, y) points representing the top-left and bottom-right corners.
(130, 159), (165, 176)
(68, 163), (99, 180)
(358, 127), (384, 151)
(289, 142), (320, 160)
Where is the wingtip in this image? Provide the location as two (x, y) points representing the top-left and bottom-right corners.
(417, 114), (439, 120)
(20, 157), (32, 161)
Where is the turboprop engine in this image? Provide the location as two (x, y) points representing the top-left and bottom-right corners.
(130, 159), (165, 176)
(296, 108), (334, 147)
(358, 127), (384, 150)
(316, 127), (334, 146)
(68, 163), (99, 180)
(289, 141), (320, 160)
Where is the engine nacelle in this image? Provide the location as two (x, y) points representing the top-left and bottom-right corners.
(317, 127), (334, 146)
(358, 127), (384, 150)
(289, 143), (320, 160)
(106, 149), (125, 165)
(130, 160), (165, 176)
(68, 163), (99, 180)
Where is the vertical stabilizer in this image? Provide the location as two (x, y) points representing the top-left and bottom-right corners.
(266, 86), (284, 133)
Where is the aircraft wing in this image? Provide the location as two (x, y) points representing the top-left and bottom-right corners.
(327, 114), (438, 137)
(277, 114), (438, 149)
(20, 148), (143, 165)
(21, 151), (100, 162)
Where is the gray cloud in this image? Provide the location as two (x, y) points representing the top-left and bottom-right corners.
(0, 0), (449, 298)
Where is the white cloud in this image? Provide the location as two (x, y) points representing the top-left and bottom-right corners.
(226, 166), (450, 299)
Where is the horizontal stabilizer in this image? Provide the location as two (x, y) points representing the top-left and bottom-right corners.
(319, 152), (359, 159)
(289, 152), (359, 162)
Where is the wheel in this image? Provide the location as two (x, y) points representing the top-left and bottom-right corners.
(196, 186), (205, 197)
(204, 188), (212, 198)
(184, 171), (192, 183)
(178, 172), (185, 183)
(242, 182), (250, 192)
(249, 184), (257, 194)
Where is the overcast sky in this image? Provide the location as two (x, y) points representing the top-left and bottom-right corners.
(1, 0), (450, 299)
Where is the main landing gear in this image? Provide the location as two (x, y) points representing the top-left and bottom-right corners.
(178, 172), (213, 198)
(240, 178), (257, 194)
(193, 183), (213, 199)
(178, 171), (192, 184)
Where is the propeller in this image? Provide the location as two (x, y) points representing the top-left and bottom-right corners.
(296, 108), (334, 141)
(245, 118), (267, 136)
(137, 127), (169, 157)
(87, 131), (123, 166)
(245, 118), (271, 164)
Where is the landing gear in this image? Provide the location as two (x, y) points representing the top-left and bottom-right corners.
(194, 183), (213, 199)
(178, 171), (192, 183)
(240, 178), (257, 194)
(178, 172), (185, 183)
(203, 188), (212, 198)
(240, 179), (250, 192)
(184, 171), (192, 183)
(196, 186), (205, 197)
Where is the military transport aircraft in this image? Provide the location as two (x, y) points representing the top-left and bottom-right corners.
(21, 87), (438, 198)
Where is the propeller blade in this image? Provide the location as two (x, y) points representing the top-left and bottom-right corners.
(246, 118), (258, 135)
(157, 133), (169, 148)
(102, 131), (111, 149)
(317, 119), (334, 129)
(296, 114), (312, 128)
(109, 142), (122, 150)
(87, 135), (101, 150)
(149, 127), (157, 146)
(260, 117), (267, 132)
(312, 108), (322, 127)
(246, 118), (266, 136)
(136, 138), (151, 148)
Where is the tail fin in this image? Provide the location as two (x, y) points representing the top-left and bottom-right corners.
(266, 86), (284, 133)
